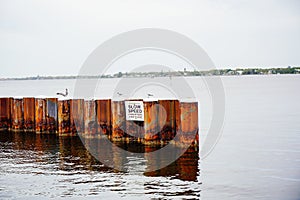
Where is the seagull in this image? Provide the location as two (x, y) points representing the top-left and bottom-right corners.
(56, 88), (68, 97)
(117, 92), (123, 96)
(147, 93), (154, 98)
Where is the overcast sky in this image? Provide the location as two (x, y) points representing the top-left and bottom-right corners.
(1, 0), (300, 77)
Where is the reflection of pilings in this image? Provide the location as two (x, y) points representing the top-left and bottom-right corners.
(125, 99), (144, 142)
(23, 97), (35, 132)
(111, 101), (125, 141)
(158, 100), (177, 142)
(0, 98), (12, 131)
(70, 99), (84, 134)
(35, 98), (47, 133)
(179, 102), (198, 146)
(177, 146), (199, 181)
(58, 100), (70, 135)
(144, 101), (159, 143)
(11, 98), (24, 131)
(144, 145), (199, 181)
(96, 99), (111, 136)
(84, 100), (97, 135)
(46, 98), (58, 133)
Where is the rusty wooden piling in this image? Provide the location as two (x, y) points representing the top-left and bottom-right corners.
(0, 97), (12, 131)
(46, 98), (58, 133)
(2, 96), (199, 147)
(35, 98), (47, 133)
(179, 102), (198, 146)
(111, 100), (125, 141)
(144, 100), (160, 144)
(70, 99), (84, 134)
(23, 97), (35, 132)
(11, 98), (24, 131)
(84, 100), (97, 136)
(158, 100), (177, 142)
(35, 98), (58, 133)
(96, 99), (111, 136)
(58, 100), (71, 135)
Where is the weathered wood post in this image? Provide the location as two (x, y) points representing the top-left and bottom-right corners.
(11, 98), (24, 131)
(96, 99), (111, 137)
(158, 100), (177, 143)
(1, 96), (199, 148)
(0, 97), (12, 131)
(46, 98), (58, 133)
(58, 100), (70, 135)
(23, 97), (35, 132)
(179, 102), (199, 146)
(35, 98), (47, 133)
(144, 100), (159, 145)
(70, 99), (84, 135)
(84, 100), (97, 136)
(111, 100), (125, 141)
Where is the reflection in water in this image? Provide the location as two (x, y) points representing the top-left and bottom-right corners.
(0, 131), (200, 199)
(144, 146), (199, 181)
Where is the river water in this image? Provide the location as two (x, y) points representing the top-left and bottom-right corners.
(0, 75), (300, 199)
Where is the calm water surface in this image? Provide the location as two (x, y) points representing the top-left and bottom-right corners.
(0, 75), (300, 199)
(0, 132), (200, 199)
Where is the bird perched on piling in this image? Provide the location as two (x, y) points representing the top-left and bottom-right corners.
(147, 93), (154, 98)
(56, 88), (68, 97)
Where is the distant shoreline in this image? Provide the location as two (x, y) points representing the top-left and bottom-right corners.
(1, 66), (299, 81)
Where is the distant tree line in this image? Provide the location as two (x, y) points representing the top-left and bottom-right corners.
(1, 66), (299, 80)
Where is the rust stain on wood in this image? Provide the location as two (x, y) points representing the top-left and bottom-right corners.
(23, 97), (35, 132)
(144, 101), (159, 143)
(35, 98), (47, 133)
(84, 100), (97, 135)
(179, 102), (198, 146)
(70, 99), (84, 134)
(111, 101), (125, 141)
(158, 100), (177, 142)
(96, 99), (111, 136)
(11, 98), (24, 131)
(58, 100), (70, 135)
(46, 98), (58, 133)
(0, 98), (12, 130)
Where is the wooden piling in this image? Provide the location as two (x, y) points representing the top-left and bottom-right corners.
(158, 100), (177, 142)
(179, 102), (198, 146)
(11, 98), (24, 131)
(70, 99), (84, 134)
(46, 98), (58, 133)
(1, 96), (199, 147)
(58, 100), (70, 135)
(0, 97), (12, 131)
(35, 98), (47, 133)
(84, 100), (97, 136)
(111, 100), (125, 141)
(35, 98), (58, 133)
(96, 99), (111, 136)
(174, 100), (181, 144)
(23, 97), (35, 132)
(144, 100), (160, 144)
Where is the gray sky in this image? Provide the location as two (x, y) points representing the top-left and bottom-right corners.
(0, 0), (300, 77)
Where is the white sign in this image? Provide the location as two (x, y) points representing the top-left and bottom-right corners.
(125, 101), (144, 121)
